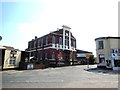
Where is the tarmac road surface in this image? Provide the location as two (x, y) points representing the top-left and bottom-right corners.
(2, 65), (119, 88)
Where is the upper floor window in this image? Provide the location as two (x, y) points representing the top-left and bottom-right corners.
(59, 36), (63, 45)
(46, 36), (48, 45)
(65, 32), (69, 36)
(31, 41), (34, 48)
(9, 50), (16, 66)
(43, 37), (46, 45)
(28, 42), (31, 49)
(52, 35), (56, 44)
(73, 40), (76, 48)
(65, 37), (69, 46)
(38, 39), (41, 47)
(41, 38), (43, 46)
(65, 31), (69, 36)
(34, 41), (36, 48)
(98, 41), (104, 49)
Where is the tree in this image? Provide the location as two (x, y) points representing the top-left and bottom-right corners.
(89, 55), (95, 64)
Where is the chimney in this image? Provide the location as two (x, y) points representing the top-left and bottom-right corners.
(35, 36), (37, 39)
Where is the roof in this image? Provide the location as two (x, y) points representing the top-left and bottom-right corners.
(62, 25), (71, 29)
(95, 37), (120, 41)
(76, 49), (92, 54)
(3, 45), (14, 50)
(0, 45), (6, 49)
(29, 25), (76, 42)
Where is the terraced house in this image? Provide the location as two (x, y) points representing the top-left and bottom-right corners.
(26, 25), (77, 66)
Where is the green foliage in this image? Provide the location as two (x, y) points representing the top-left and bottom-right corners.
(89, 55), (95, 64)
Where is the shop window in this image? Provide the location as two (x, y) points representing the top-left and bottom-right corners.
(99, 54), (105, 63)
(119, 49), (120, 53)
(106, 60), (112, 67)
(114, 60), (120, 67)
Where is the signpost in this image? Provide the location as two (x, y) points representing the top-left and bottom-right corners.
(86, 54), (91, 69)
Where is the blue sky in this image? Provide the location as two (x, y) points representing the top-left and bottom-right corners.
(1, 1), (44, 49)
(1, 0), (119, 56)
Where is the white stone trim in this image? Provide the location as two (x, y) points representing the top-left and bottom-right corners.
(27, 50), (36, 52)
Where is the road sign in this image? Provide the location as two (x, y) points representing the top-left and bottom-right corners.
(86, 54), (91, 59)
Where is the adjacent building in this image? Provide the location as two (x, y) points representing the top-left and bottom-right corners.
(76, 49), (93, 64)
(95, 37), (120, 70)
(1, 45), (29, 70)
(26, 25), (77, 66)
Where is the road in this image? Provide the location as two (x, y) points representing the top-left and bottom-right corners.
(1, 65), (119, 88)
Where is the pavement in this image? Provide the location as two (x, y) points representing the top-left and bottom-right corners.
(1, 65), (119, 88)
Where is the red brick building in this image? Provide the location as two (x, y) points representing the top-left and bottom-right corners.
(26, 25), (77, 66)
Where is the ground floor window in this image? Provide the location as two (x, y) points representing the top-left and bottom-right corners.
(114, 60), (120, 67)
(99, 58), (105, 63)
(99, 54), (105, 63)
(40, 53), (42, 60)
(52, 53), (55, 59)
(106, 60), (112, 67)
(45, 53), (48, 59)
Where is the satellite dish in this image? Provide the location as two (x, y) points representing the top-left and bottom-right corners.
(0, 36), (2, 41)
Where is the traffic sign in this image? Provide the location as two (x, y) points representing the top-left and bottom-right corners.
(86, 54), (91, 59)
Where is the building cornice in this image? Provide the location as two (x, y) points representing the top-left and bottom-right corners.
(95, 37), (120, 41)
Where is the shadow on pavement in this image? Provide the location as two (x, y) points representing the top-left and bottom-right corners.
(84, 68), (120, 75)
